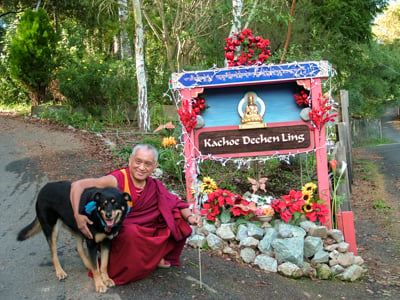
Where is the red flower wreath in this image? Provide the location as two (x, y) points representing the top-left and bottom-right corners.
(224, 28), (272, 67)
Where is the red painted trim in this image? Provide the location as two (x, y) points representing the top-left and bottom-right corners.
(337, 211), (358, 255)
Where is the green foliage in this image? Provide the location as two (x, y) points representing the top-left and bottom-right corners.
(0, 58), (30, 105)
(343, 42), (400, 118)
(56, 54), (137, 120)
(38, 106), (104, 131)
(374, 199), (390, 212)
(8, 9), (58, 105)
(158, 145), (185, 188)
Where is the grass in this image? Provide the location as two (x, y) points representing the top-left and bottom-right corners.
(0, 103), (31, 115)
(353, 137), (395, 147)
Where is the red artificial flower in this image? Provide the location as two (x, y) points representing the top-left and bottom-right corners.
(329, 160), (338, 172)
(280, 210), (292, 223)
(309, 95), (338, 130)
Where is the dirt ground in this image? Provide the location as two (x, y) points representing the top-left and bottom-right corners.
(2, 113), (400, 298)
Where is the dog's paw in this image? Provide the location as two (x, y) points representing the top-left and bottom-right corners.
(103, 277), (115, 287)
(95, 283), (108, 293)
(56, 269), (68, 280)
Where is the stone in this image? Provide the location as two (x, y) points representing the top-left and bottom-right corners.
(354, 256), (365, 266)
(304, 236), (323, 258)
(330, 264), (345, 275)
(254, 254), (278, 272)
(187, 234), (206, 248)
(336, 265), (365, 281)
(272, 237), (304, 266)
(300, 107), (312, 121)
(199, 222), (216, 236)
(276, 223), (306, 239)
(258, 227), (278, 255)
(235, 224), (248, 241)
(240, 247), (256, 263)
(316, 264), (332, 280)
(311, 249), (330, 264)
(302, 262), (317, 279)
(247, 223), (264, 240)
(308, 226), (328, 238)
(299, 220), (317, 232)
(206, 233), (225, 250)
(239, 236), (259, 248)
(324, 244), (338, 252)
(337, 242), (350, 253)
(328, 229), (344, 243)
(222, 246), (238, 256)
(338, 252), (355, 267)
(278, 262), (303, 278)
(216, 223), (235, 240)
(195, 115), (205, 128)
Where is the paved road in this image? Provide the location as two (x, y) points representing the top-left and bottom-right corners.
(367, 113), (400, 196)
(0, 115), (397, 300)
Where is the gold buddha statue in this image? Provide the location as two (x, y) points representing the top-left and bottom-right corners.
(241, 93), (263, 124)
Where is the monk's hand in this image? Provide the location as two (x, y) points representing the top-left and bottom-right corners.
(188, 214), (202, 227)
(76, 214), (93, 239)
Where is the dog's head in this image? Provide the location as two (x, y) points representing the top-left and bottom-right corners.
(84, 187), (131, 233)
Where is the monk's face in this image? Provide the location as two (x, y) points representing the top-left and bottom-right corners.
(128, 148), (158, 184)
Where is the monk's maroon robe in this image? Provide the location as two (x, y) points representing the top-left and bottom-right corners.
(106, 167), (191, 284)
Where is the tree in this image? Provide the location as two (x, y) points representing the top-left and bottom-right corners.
(373, 2), (400, 43)
(133, 0), (150, 132)
(8, 8), (58, 105)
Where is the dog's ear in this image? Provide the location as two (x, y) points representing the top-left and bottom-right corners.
(94, 192), (102, 202)
(123, 193), (131, 203)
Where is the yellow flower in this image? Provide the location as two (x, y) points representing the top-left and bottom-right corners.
(303, 203), (314, 213)
(200, 176), (217, 193)
(302, 190), (313, 202)
(99, 59), (103, 64)
(302, 182), (317, 193)
(162, 136), (176, 147)
(83, 66), (87, 69)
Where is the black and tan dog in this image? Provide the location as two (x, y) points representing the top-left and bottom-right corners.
(17, 181), (131, 293)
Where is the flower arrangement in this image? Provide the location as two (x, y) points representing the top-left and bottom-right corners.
(224, 28), (272, 67)
(271, 182), (329, 225)
(198, 177), (329, 227)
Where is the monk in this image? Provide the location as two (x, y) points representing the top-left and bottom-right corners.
(70, 143), (201, 284)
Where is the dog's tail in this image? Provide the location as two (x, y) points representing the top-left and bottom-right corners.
(17, 218), (42, 241)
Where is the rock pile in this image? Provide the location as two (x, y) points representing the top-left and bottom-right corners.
(186, 219), (367, 281)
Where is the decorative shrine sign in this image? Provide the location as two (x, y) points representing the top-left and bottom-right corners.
(195, 122), (314, 158)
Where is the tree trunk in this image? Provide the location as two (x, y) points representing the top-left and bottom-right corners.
(133, 0), (150, 132)
(118, 0), (132, 59)
(226, 0), (243, 66)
